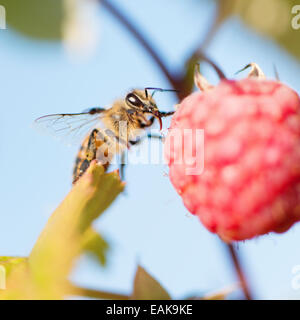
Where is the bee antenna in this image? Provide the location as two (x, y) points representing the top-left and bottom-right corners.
(144, 87), (179, 98)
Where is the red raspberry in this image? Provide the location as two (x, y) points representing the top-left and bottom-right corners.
(164, 71), (300, 241)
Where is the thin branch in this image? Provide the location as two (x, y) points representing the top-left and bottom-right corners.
(100, 0), (181, 96)
(188, 0), (233, 63)
(69, 284), (130, 300)
(226, 243), (252, 300)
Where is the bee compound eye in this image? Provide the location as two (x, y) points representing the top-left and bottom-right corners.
(126, 94), (142, 107)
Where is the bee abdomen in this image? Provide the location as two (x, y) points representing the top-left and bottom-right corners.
(72, 129), (111, 184)
(72, 137), (89, 184)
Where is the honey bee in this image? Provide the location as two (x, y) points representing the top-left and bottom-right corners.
(35, 88), (176, 183)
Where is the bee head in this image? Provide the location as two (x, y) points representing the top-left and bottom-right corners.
(125, 88), (178, 129)
(125, 90), (162, 129)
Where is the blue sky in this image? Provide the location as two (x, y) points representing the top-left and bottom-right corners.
(1, 0), (300, 299)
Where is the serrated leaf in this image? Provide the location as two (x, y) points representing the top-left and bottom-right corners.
(132, 266), (171, 300)
(81, 228), (109, 266)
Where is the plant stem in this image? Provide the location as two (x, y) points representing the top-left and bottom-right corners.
(100, 0), (181, 95)
(226, 243), (252, 300)
(69, 284), (130, 300)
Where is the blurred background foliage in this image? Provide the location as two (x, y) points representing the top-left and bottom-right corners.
(0, 0), (64, 40)
(2, 0), (300, 101)
(216, 0), (300, 60)
(3, 0), (300, 61)
(3, 0), (299, 102)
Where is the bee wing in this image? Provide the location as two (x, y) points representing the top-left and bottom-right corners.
(34, 107), (106, 145)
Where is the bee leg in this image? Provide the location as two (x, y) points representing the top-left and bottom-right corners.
(86, 128), (100, 161)
(158, 111), (175, 117)
(140, 116), (155, 128)
(118, 134), (163, 187)
(119, 135), (151, 190)
(117, 137), (145, 184)
(129, 137), (142, 146)
(73, 129), (100, 184)
(120, 152), (126, 181)
(147, 133), (163, 140)
(119, 137), (144, 181)
(128, 133), (162, 148)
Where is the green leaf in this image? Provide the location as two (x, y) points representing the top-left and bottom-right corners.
(0, 0), (64, 40)
(0, 162), (124, 299)
(216, 0), (300, 60)
(81, 228), (109, 266)
(132, 266), (171, 300)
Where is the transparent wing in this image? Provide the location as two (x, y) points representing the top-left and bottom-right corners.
(34, 107), (106, 145)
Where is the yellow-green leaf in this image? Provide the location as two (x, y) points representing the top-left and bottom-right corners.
(0, 257), (27, 277)
(0, 162), (124, 299)
(81, 228), (109, 266)
(132, 266), (171, 300)
(0, 0), (64, 40)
